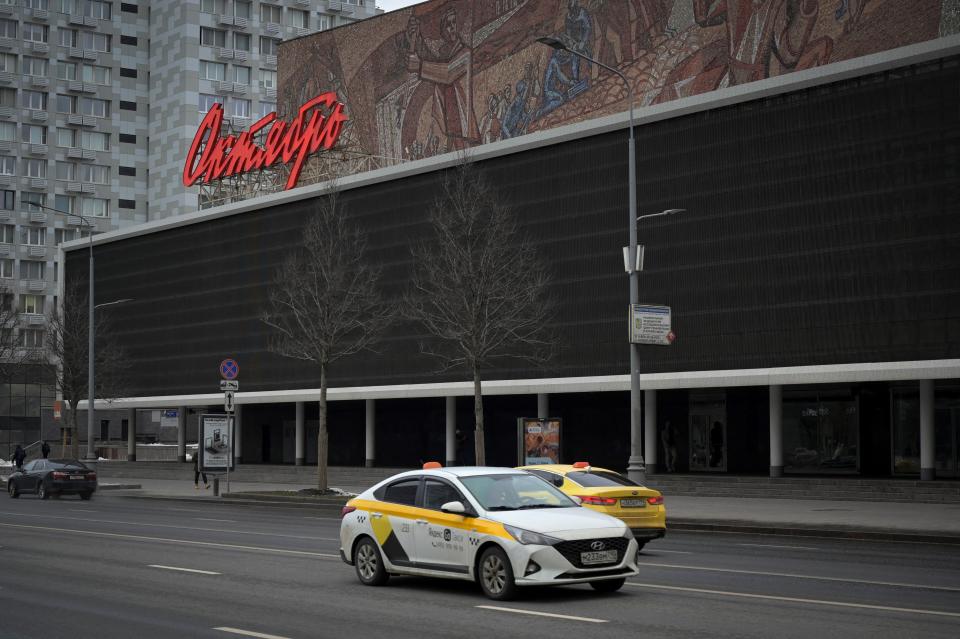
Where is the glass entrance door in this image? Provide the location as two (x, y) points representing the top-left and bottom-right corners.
(935, 392), (960, 477)
(689, 394), (726, 472)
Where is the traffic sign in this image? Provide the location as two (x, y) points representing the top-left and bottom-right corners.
(224, 390), (235, 412)
(219, 359), (239, 380)
(629, 304), (673, 345)
(220, 380), (239, 391)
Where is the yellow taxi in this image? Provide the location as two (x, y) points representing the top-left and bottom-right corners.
(519, 462), (665, 550)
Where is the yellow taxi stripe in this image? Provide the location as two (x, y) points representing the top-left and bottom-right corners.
(350, 499), (510, 539)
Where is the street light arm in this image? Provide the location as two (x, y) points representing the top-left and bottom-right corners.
(637, 208), (686, 223)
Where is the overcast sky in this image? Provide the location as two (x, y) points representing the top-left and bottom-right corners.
(376, 0), (427, 12)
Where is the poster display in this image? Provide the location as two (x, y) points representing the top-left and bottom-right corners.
(517, 418), (562, 465)
(199, 414), (234, 473)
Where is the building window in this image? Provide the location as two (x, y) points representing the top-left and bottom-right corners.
(233, 65), (250, 85)
(119, 35), (137, 46)
(234, 0), (251, 20)
(19, 294), (44, 315)
(0, 225), (12, 243)
(58, 61), (77, 81)
(80, 97), (109, 118)
(119, 100), (136, 111)
(23, 91), (48, 111)
(0, 121), (14, 142)
(21, 125), (47, 145)
(0, 88), (14, 107)
(0, 157), (14, 176)
(0, 19), (17, 39)
(319, 15), (333, 31)
(54, 194), (74, 213)
(81, 130), (109, 151)
(286, 8), (308, 28)
(233, 32), (250, 52)
(260, 4), (281, 24)
(118, 166), (135, 176)
(20, 260), (45, 281)
(199, 93), (221, 113)
(22, 227), (46, 246)
(57, 128), (76, 147)
(80, 197), (108, 217)
(118, 198), (135, 209)
(120, 67), (137, 78)
(120, 2), (137, 13)
(23, 56), (48, 77)
(200, 0), (224, 14)
(55, 228), (88, 244)
(259, 101), (276, 118)
(200, 61), (226, 81)
(200, 28), (226, 48)
(78, 164), (108, 183)
(83, 0), (111, 20)
(56, 161), (75, 181)
(22, 192), (44, 212)
(259, 69), (276, 90)
(231, 98), (250, 119)
(119, 133), (136, 144)
(82, 64), (111, 84)
(0, 190), (12, 210)
(0, 258), (11, 278)
(25, 0), (50, 8)
(259, 36), (278, 56)
(0, 53), (16, 73)
(23, 23), (49, 43)
(23, 159), (47, 178)
(20, 328), (44, 349)
(56, 94), (76, 114)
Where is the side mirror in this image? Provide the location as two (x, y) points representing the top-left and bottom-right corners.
(568, 495), (582, 506)
(440, 500), (466, 515)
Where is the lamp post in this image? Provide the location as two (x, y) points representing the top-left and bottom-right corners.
(44, 205), (96, 460)
(537, 36), (651, 482)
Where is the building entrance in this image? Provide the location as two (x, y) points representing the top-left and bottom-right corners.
(689, 394), (726, 472)
(936, 391), (960, 478)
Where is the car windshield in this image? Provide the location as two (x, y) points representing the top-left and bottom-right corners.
(460, 473), (575, 511)
(47, 460), (88, 470)
(567, 470), (639, 488)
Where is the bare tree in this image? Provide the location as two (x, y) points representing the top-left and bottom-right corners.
(44, 279), (128, 459)
(406, 162), (556, 465)
(261, 187), (392, 492)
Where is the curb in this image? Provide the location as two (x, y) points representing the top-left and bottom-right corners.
(111, 493), (346, 511)
(99, 484), (142, 491)
(666, 519), (960, 545)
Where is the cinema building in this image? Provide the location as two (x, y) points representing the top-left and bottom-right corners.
(62, 1), (960, 480)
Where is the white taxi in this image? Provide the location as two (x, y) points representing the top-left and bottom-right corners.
(339, 464), (639, 600)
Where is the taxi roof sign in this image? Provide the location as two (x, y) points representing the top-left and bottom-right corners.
(422, 461), (442, 470)
(572, 461), (590, 469)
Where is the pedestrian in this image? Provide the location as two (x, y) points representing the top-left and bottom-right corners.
(193, 450), (209, 490)
(661, 421), (677, 473)
(12, 444), (26, 471)
(41, 441), (50, 459)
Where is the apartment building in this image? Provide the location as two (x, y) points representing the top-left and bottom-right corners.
(0, 0), (380, 456)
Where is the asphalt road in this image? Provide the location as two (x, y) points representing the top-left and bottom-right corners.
(0, 493), (958, 639)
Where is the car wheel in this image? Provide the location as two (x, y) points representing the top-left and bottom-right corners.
(478, 546), (517, 601)
(80, 492), (93, 501)
(7, 482), (18, 499)
(354, 537), (389, 586)
(590, 578), (626, 593)
(37, 482), (48, 500)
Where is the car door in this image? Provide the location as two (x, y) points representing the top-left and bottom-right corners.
(369, 476), (421, 569)
(25, 460), (44, 492)
(413, 478), (473, 575)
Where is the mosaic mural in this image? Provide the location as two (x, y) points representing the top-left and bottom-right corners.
(278, 0), (959, 172)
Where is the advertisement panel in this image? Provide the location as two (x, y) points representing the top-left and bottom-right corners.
(199, 414), (234, 473)
(517, 418), (562, 465)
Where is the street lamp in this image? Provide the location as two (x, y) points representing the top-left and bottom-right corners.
(537, 36), (649, 482)
(42, 204), (97, 460)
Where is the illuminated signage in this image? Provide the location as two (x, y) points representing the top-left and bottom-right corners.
(182, 92), (348, 190)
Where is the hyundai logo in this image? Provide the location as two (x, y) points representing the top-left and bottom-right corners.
(590, 541), (606, 551)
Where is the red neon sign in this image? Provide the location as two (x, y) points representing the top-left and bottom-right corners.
(182, 92), (348, 191)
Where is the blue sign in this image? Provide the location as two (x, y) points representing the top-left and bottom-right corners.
(219, 358), (239, 380)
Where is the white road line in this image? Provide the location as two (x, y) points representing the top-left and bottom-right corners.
(636, 563), (960, 593)
(0, 511), (336, 541)
(476, 605), (607, 624)
(197, 518), (237, 523)
(626, 583), (960, 618)
(214, 627), (293, 639)
(0, 522), (341, 559)
(645, 549), (693, 555)
(68, 509), (97, 513)
(167, 508), (201, 512)
(737, 543), (817, 551)
(148, 565), (221, 575)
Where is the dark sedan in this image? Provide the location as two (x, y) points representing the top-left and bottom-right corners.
(7, 459), (97, 500)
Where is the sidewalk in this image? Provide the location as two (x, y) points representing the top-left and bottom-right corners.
(87, 476), (960, 544)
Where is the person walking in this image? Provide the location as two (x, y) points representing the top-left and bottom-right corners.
(12, 444), (26, 471)
(41, 441), (50, 459)
(193, 450), (209, 490)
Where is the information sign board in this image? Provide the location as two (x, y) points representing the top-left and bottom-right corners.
(629, 304), (674, 345)
(199, 414), (234, 473)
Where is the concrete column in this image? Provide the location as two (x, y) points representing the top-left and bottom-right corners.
(537, 393), (549, 419)
(920, 379), (935, 481)
(446, 396), (456, 467)
(365, 399), (375, 468)
(769, 385), (783, 478)
(126, 408), (136, 462)
(234, 405), (242, 464)
(295, 401), (305, 466)
(176, 406), (186, 463)
(643, 390), (657, 475)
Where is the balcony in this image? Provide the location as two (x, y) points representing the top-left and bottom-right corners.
(0, 140), (9, 153)
(29, 178), (47, 189)
(67, 113), (97, 127)
(67, 14), (98, 28)
(27, 246), (46, 258)
(262, 54), (277, 67)
(216, 47), (234, 60)
(0, 175), (10, 186)
(65, 215), (85, 225)
(233, 50), (248, 62)
(0, 211), (10, 222)
(25, 314), (45, 326)
(233, 17), (249, 30)
(217, 80), (234, 93)
(67, 47), (98, 61)
(264, 87), (277, 100)
(30, 76), (50, 88)
(295, 0), (311, 6)
(0, 242), (9, 255)
(29, 110), (48, 122)
(0, 3), (11, 15)
(232, 83), (247, 95)
(294, 27), (312, 37)
(217, 14), (235, 26)
(67, 80), (97, 93)
(29, 211), (47, 223)
(29, 8), (49, 20)
(27, 280), (47, 292)
(0, 37), (13, 49)
(23, 41), (49, 54)
(0, 71), (13, 84)
(327, 0), (343, 11)
(0, 106), (13, 119)
(29, 144), (48, 155)
(264, 22), (280, 35)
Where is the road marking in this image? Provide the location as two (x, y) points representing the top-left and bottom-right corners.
(626, 583), (960, 618)
(148, 565), (221, 575)
(69, 509), (98, 513)
(636, 562), (960, 592)
(645, 549), (692, 555)
(0, 511), (335, 541)
(167, 508), (200, 512)
(737, 543), (817, 551)
(0, 522), (341, 559)
(197, 518), (237, 523)
(476, 605), (607, 624)
(214, 628), (293, 639)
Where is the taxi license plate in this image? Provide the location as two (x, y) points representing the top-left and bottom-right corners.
(580, 550), (617, 565)
(70, 475), (84, 480)
(620, 499), (646, 508)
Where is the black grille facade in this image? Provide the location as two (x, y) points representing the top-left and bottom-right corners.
(66, 56), (960, 397)
(553, 537), (631, 568)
